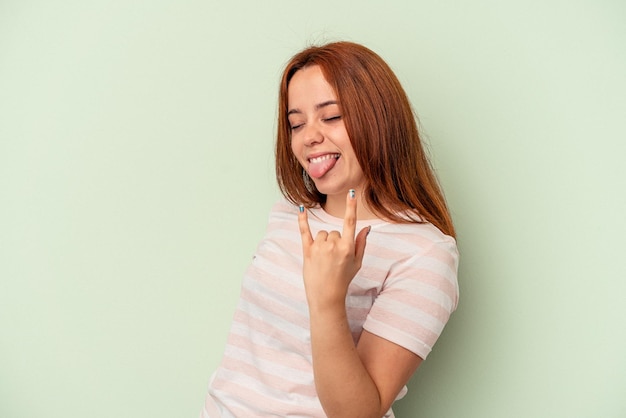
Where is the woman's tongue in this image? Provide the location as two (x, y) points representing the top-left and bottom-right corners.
(308, 154), (339, 179)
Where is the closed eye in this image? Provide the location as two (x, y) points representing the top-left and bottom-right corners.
(290, 123), (304, 131)
(323, 115), (342, 122)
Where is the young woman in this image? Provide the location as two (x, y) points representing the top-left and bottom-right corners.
(202, 41), (459, 418)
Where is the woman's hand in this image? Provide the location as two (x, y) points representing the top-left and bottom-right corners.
(298, 190), (371, 309)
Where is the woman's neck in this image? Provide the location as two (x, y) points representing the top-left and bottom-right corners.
(322, 191), (379, 220)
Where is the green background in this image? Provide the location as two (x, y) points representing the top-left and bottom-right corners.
(1, 1), (625, 417)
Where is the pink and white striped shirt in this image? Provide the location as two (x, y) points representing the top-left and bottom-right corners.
(202, 199), (459, 417)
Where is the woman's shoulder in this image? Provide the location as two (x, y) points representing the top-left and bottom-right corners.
(376, 218), (455, 246)
(268, 198), (300, 218)
(263, 198), (301, 234)
(370, 219), (458, 268)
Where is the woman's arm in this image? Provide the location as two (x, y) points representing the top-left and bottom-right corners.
(298, 192), (423, 417)
(309, 303), (422, 417)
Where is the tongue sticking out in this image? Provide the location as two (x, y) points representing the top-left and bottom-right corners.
(308, 154), (339, 179)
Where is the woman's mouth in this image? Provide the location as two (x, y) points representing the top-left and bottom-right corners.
(307, 153), (340, 178)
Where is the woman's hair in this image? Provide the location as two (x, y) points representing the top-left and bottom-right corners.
(275, 41), (456, 237)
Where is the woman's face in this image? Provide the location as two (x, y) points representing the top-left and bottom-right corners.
(287, 65), (366, 202)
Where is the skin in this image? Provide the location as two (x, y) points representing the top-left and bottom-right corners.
(290, 66), (424, 417)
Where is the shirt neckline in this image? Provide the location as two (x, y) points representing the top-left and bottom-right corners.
(307, 205), (389, 228)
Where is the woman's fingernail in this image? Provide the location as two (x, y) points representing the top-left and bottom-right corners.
(349, 189), (356, 199)
(299, 205), (305, 213)
(366, 225), (372, 236)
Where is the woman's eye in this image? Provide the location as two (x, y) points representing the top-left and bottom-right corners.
(290, 123), (303, 131)
(324, 115), (342, 122)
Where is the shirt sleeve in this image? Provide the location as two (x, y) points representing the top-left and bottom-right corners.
(362, 237), (459, 359)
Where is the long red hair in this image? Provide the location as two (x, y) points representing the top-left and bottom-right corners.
(275, 41), (455, 237)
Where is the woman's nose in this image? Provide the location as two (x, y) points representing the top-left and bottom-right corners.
(303, 122), (323, 146)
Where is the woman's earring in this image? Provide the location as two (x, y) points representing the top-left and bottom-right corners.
(302, 170), (315, 193)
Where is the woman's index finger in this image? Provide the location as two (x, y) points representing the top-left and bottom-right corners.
(342, 189), (358, 241)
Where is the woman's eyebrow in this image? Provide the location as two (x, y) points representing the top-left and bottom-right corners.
(287, 100), (339, 116)
(315, 100), (339, 110)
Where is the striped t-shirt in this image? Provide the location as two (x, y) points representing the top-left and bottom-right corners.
(202, 199), (459, 417)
